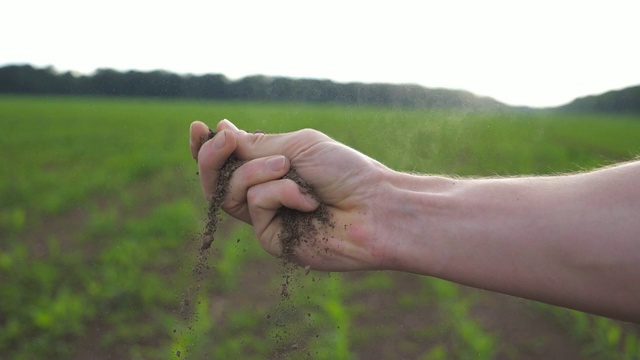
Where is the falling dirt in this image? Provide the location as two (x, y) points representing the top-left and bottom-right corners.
(179, 129), (244, 323)
(179, 128), (333, 358)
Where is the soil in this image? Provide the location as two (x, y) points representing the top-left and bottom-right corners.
(198, 128), (332, 258)
(179, 128), (334, 356)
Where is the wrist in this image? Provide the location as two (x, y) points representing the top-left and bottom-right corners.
(371, 170), (461, 275)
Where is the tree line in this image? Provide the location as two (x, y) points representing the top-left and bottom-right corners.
(558, 85), (640, 114)
(0, 64), (506, 110)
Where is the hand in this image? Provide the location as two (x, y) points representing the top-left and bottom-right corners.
(190, 119), (392, 271)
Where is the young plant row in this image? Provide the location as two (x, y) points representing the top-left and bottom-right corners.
(536, 304), (640, 359)
(2, 96), (639, 358)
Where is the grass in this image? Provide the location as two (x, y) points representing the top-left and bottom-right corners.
(1, 95), (639, 359)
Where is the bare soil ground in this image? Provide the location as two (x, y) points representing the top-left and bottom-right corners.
(28, 169), (624, 359)
(342, 271), (596, 360)
(468, 289), (596, 360)
(44, 209), (617, 359)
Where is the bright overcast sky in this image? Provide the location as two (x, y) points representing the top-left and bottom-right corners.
(2, 0), (639, 107)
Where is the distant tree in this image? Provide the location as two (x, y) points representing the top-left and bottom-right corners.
(0, 64), (514, 111)
(0, 65), (58, 94)
(227, 75), (272, 100)
(183, 74), (229, 99)
(559, 86), (640, 114)
(87, 68), (125, 95)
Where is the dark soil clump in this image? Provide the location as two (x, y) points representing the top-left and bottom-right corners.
(179, 128), (334, 356)
(196, 128), (332, 263)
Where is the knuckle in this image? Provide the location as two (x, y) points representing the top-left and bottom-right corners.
(248, 131), (266, 146)
(233, 162), (251, 183)
(293, 129), (331, 152)
(234, 158), (265, 186)
(246, 185), (261, 204)
(221, 195), (236, 211)
(296, 128), (325, 140)
(282, 179), (298, 193)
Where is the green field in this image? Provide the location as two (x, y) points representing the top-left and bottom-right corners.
(1, 95), (639, 359)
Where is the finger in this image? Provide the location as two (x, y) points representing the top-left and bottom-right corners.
(198, 130), (238, 199)
(223, 155), (291, 223)
(230, 127), (332, 162)
(247, 179), (319, 256)
(216, 119), (240, 132)
(190, 121), (211, 161)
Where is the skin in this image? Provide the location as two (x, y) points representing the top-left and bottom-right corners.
(190, 119), (640, 323)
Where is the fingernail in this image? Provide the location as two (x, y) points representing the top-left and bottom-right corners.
(213, 131), (226, 150)
(266, 156), (286, 171)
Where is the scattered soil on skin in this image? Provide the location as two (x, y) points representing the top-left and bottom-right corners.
(196, 128), (331, 265)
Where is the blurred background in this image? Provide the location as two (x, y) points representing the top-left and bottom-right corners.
(1, 1), (639, 359)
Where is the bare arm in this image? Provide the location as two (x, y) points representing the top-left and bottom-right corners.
(380, 162), (640, 322)
(190, 120), (640, 322)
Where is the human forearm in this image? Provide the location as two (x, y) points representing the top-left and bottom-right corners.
(190, 121), (639, 322)
(379, 163), (640, 321)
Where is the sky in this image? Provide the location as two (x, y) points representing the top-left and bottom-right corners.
(2, 0), (639, 107)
